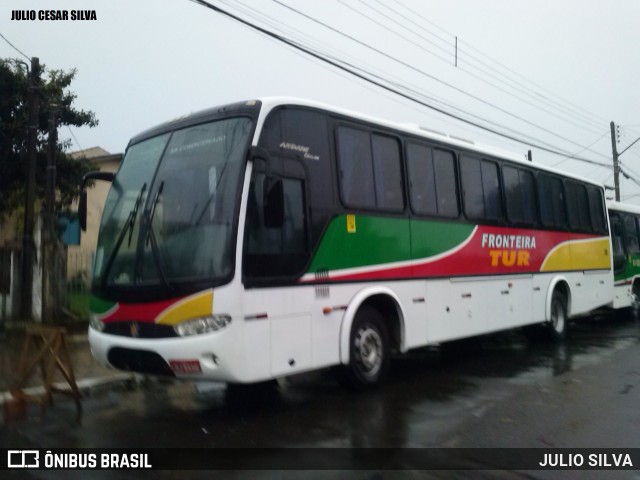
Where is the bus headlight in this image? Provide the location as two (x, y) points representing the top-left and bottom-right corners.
(89, 314), (105, 332)
(174, 315), (232, 337)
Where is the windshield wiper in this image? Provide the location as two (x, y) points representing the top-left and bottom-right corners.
(127, 183), (147, 246)
(141, 181), (173, 290)
(147, 181), (163, 232)
(143, 217), (172, 289)
(100, 183), (146, 287)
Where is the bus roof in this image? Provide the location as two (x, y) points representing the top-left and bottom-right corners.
(126, 96), (606, 190)
(607, 200), (640, 215)
(257, 97), (607, 189)
(259, 96), (523, 161)
(128, 99), (262, 146)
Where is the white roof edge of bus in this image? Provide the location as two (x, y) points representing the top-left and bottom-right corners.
(256, 96), (605, 188)
(257, 96), (523, 160)
(607, 200), (640, 214)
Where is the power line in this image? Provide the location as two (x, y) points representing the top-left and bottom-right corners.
(0, 34), (85, 154)
(188, 0), (610, 166)
(368, 0), (606, 135)
(551, 131), (610, 168)
(0, 31), (30, 61)
(280, 0), (609, 157)
(620, 167), (640, 190)
(271, 0), (609, 163)
(352, 0), (454, 65)
(236, 0), (573, 154)
(384, 0), (609, 129)
(339, 0), (586, 142)
(67, 125), (83, 152)
(456, 45), (605, 133)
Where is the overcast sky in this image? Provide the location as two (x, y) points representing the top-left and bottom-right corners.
(3, 0), (640, 201)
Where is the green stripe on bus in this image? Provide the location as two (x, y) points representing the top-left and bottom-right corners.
(614, 255), (640, 282)
(409, 219), (475, 260)
(89, 295), (116, 315)
(307, 215), (474, 273)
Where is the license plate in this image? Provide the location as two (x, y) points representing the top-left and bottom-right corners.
(169, 359), (202, 374)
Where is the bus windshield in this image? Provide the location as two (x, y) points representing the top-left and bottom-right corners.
(93, 116), (253, 289)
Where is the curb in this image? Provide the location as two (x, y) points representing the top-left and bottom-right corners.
(0, 373), (136, 407)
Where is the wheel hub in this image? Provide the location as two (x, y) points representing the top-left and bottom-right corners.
(355, 326), (382, 377)
(552, 301), (565, 332)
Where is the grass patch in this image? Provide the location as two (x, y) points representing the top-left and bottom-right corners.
(67, 291), (90, 319)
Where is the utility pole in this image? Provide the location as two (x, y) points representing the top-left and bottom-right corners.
(42, 105), (58, 324)
(20, 57), (39, 320)
(610, 123), (640, 202)
(610, 121), (621, 202)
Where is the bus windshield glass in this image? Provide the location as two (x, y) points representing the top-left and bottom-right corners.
(93, 117), (253, 289)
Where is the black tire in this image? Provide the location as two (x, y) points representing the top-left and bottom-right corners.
(631, 282), (640, 319)
(548, 290), (568, 342)
(340, 305), (390, 390)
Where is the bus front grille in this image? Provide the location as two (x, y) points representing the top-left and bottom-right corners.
(104, 321), (178, 338)
(107, 347), (175, 377)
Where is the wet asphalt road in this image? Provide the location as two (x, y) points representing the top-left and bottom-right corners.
(3, 310), (640, 479)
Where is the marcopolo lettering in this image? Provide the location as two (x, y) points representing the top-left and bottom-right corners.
(279, 142), (320, 160)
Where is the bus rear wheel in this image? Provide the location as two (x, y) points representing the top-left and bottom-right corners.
(631, 282), (640, 318)
(340, 306), (390, 390)
(548, 290), (568, 342)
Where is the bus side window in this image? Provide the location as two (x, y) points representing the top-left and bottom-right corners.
(565, 181), (591, 232)
(503, 166), (537, 226)
(336, 126), (404, 212)
(433, 149), (459, 217)
(538, 174), (567, 230)
(406, 142), (458, 218)
(586, 186), (607, 234)
(406, 142), (437, 215)
(337, 126), (375, 209)
(460, 155), (503, 222)
(371, 134), (404, 211)
(623, 214), (640, 254)
(610, 214), (626, 273)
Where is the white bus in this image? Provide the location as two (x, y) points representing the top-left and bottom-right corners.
(82, 98), (613, 389)
(608, 201), (640, 310)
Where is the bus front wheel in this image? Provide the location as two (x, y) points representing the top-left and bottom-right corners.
(340, 306), (390, 390)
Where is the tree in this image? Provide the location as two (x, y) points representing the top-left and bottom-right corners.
(0, 57), (98, 219)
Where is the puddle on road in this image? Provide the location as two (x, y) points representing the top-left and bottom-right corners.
(10, 311), (638, 451)
(167, 311), (640, 448)
(183, 311), (640, 412)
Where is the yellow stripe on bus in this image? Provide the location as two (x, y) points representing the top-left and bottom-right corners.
(155, 289), (214, 325)
(540, 237), (611, 272)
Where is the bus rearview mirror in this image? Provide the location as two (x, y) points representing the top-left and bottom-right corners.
(79, 170), (115, 232)
(79, 190), (88, 231)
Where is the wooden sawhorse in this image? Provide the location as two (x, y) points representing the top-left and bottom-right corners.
(10, 325), (82, 416)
